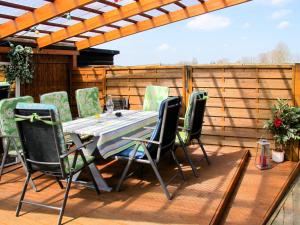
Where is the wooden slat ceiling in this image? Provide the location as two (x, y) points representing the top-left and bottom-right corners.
(0, 0), (251, 50)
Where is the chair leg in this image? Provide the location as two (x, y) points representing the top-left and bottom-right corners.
(16, 173), (31, 217)
(0, 147), (8, 181)
(143, 146), (171, 200)
(198, 139), (210, 165)
(170, 150), (185, 181)
(116, 158), (134, 192)
(177, 133), (198, 177)
(57, 175), (73, 225)
(17, 154), (38, 192)
(87, 164), (100, 195)
(55, 177), (64, 189)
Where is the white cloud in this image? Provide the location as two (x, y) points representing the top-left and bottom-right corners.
(271, 9), (291, 19)
(156, 43), (175, 52)
(277, 21), (290, 29)
(271, 0), (291, 5)
(257, 0), (292, 6)
(242, 22), (251, 29)
(187, 14), (231, 31)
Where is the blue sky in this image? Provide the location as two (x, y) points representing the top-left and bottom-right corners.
(98, 0), (300, 65)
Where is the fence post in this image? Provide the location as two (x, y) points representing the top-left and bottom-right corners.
(182, 65), (187, 112)
(102, 67), (107, 107)
(291, 64), (300, 161)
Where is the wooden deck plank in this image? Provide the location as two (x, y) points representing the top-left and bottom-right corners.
(222, 157), (296, 225)
(0, 146), (245, 225)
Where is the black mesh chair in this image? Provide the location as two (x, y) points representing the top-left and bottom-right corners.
(112, 97), (129, 110)
(0, 83), (10, 100)
(14, 103), (100, 225)
(176, 91), (210, 177)
(114, 97), (185, 200)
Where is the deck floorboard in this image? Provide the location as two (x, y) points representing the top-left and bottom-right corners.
(0, 146), (295, 225)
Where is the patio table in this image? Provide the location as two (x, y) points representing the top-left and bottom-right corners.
(62, 110), (158, 191)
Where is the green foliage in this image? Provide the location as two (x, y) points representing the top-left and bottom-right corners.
(4, 43), (34, 84)
(264, 99), (300, 148)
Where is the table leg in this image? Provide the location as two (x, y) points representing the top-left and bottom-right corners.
(70, 134), (112, 192)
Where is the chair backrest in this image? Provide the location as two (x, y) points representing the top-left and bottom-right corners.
(15, 103), (69, 177)
(75, 87), (102, 118)
(0, 83), (10, 100)
(184, 91), (208, 141)
(111, 97), (129, 110)
(40, 91), (72, 123)
(146, 97), (181, 161)
(143, 85), (169, 112)
(0, 96), (34, 151)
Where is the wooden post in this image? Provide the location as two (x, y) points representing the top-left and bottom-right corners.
(15, 77), (20, 97)
(182, 65), (187, 113)
(291, 64), (300, 161)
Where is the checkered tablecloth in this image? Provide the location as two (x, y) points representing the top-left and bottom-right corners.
(63, 110), (158, 159)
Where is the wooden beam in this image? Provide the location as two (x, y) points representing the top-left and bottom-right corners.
(37, 0), (180, 48)
(0, 0), (96, 39)
(76, 0), (251, 50)
(0, 46), (79, 56)
(293, 64), (300, 107)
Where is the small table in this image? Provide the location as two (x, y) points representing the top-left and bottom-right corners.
(62, 110), (158, 191)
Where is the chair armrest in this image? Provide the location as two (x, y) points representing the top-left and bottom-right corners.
(60, 140), (94, 158)
(144, 126), (155, 130)
(177, 126), (191, 132)
(122, 136), (160, 145)
(0, 134), (19, 139)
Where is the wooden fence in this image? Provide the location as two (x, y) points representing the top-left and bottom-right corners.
(71, 64), (298, 150)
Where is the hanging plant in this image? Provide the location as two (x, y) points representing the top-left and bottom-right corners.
(4, 43), (34, 84)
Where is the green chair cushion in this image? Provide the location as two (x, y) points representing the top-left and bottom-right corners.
(40, 91), (72, 123)
(175, 131), (188, 145)
(65, 154), (94, 174)
(143, 86), (169, 112)
(76, 87), (102, 118)
(0, 96), (34, 153)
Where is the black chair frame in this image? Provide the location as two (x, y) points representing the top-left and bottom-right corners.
(14, 108), (100, 225)
(115, 97), (185, 200)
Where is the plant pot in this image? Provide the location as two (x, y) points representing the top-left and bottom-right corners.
(272, 150), (284, 163)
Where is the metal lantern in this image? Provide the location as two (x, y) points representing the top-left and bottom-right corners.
(255, 139), (271, 170)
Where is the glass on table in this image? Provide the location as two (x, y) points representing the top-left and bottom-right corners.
(106, 95), (114, 114)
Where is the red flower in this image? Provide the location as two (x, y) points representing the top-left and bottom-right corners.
(274, 118), (283, 128)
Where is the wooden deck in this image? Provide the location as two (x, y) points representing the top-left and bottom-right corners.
(0, 145), (296, 225)
(223, 157), (296, 225)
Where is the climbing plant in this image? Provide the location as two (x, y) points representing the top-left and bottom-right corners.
(4, 43), (34, 84)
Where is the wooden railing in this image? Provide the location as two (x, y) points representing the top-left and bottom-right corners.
(72, 64), (299, 150)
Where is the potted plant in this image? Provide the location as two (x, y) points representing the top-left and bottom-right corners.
(264, 99), (300, 163)
(4, 43), (34, 97)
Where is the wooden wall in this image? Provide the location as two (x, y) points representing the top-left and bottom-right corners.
(72, 65), (295, 150)
(21, 54), (72, 102)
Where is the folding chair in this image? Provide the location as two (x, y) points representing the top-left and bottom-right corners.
(14, 103), (100, 225)
(176, 91), (210, 177)
(115, 97), (185, 200)
(75, 87), (102, 118)
(143, 85), (169, 112)
(40, 91), (72, 123)
(0, 96), (37, 191)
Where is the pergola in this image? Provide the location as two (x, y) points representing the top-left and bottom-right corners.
(0, 0), (250, 51)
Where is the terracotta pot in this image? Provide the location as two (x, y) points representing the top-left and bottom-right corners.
(272, 150), (284, 163)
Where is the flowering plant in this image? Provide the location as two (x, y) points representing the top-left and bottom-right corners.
(264, 99), (300, 152)
(4, 43), (34, 84)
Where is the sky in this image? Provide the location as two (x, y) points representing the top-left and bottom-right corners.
(97, 0), (300, 66)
